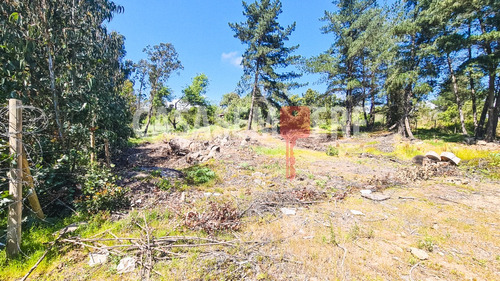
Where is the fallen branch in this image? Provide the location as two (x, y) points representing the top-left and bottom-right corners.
(409, 261), (422, 281)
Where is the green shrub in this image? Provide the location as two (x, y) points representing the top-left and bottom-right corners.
(184, 166), (216, 185)
(156, 178), (172, 191)
(326, 145), (339, 156)
(75, 166), (129, 213)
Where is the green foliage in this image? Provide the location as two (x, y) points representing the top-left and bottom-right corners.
(156, 178), (172, 191)
(418, 237), (435, 252)
(184, 166), (216, 185)
(182, 74), (209, 106)
(326, 145), (339, 157)
(230, 0), (301, 129)
(75, 166), (129, 214)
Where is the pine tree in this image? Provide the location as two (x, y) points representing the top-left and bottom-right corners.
(229, 0), (301, 130)
(306, 0), (382, 137)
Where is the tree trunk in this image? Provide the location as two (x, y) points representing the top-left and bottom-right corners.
(404, 86), (414, 139)
(40, 0), (64, 141)
(47, 47), (64, 141)
(485, 87), (500, 141)
(477, 72), (496, 139)
(247, 65), (260, 130)
(468, 22), (478, 135)
(345, 91), (352, 138)
(447, 54), (468, 135)
(369, 90), (375, 129)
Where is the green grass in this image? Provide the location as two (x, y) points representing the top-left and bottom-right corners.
(0, 215), (83, 280)
(414, 128), (466, 143)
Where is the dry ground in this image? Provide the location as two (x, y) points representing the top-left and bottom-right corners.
(25, 130), (500, 281)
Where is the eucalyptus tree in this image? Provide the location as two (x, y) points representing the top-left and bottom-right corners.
(142, 43), (183, 136)
(133, 59), (149, 110)
(229, 0), (301, 130)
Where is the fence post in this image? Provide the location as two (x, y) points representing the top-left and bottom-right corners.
(7, 99), (23, 258)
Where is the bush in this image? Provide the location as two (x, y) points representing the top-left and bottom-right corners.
(156, 178), (172, 191)
(75, 166), (129, 213)
(184, 166), (216, 185)
(326, 145), (339, 156)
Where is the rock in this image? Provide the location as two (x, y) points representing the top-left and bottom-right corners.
(116, 257), (136, 274)
(203, 192), (221, 197)
(280, 207), (296, 215)
(425, 151), (441, 161)
(412, 155), (425, 165)
(186, 152), (201, 163)
(54, 222), (87, 236)
(440, 152), (460, 165)
(169, 138), (192, 155)
(254, 178), (264, 186)
(361, 193), (391, 201)
(410, 247), (429, 260)
(477, 140), (487, 146)
(350, 210), (365, 216)
(220, 137), (229, 146)
(240, 140), (248, 146)
(245, 136), (251, 142)
(88, 251), (109, 266)
(360, 189), (372, 195)
(464, 137), (476, 145)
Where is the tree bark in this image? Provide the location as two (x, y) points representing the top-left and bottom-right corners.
(477, 72), (496, 139)
(247, 64), (260, 130)
(404, 86), (414, 139)
(485, 86), (500, 141)
(447, 54), (468, 135)
(345, 91), (352, 138)
(143, 84), (156, 136)
(476, 18), (496, 140)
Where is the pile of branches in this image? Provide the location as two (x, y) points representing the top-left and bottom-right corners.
(242, 186), (337, 216)
(184, 201), (241, 233)
(399, 159), (459, 182)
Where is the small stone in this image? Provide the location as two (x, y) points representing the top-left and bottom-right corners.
(254, 178), (264, 186)
(360, 189), (372, 195)
(432, 223), (439, 230)
(203, 192), (221, 197)
(477, 140), (487, 146)
(116, 257), (136, 274)
(361, 193), (391, 201)
(350, 210), (365, 216)
(438, 251), (444, 256)
(88, 251), (109, 266)
(410, 247), (429, 260)
(280, 207), (296, 215)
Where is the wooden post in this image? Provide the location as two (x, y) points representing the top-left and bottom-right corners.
(7, 99), (23, 258)
(22, 149), (45, 219)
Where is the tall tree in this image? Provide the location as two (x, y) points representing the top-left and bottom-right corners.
(133, 59), (149, 110)
(306, 0), (382, 137)
(385, 0), (436, 138)
(229, 0), (301, 130)
(142, 43), (183, 136)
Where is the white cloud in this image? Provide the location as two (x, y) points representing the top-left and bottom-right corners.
(221, 51), (243, 68)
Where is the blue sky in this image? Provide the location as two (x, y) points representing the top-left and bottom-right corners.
(106, 0), (393, 104)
